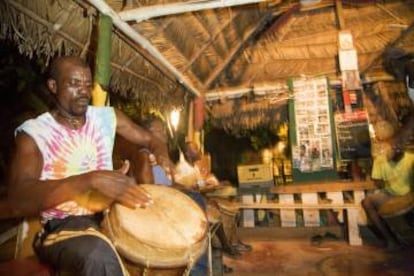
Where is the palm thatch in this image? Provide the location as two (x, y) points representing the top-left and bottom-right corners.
(1, 0), (414, 134)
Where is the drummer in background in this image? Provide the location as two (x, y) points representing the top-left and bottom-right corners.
(382, 47), (414, 155)
(114, 114), (173, 186)
(180, 142), (252, 254)
(4, 56), (172, 276)
(361, 120), (414, 251)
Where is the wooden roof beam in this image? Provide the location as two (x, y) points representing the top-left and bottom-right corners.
(335, 0), (345, 30)
(118, 0), (275, 22)
(182, 14), (239, 73)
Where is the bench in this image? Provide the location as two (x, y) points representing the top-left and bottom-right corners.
(238, 180), (376, 246)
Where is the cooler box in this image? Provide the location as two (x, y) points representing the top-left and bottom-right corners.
(237, 164), (274, 189)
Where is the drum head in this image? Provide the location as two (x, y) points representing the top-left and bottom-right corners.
(103, 184), (208, 268)
(379, 193), (414, 218)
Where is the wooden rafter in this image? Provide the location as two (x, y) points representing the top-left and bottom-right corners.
(335, 0), (345, 30)
(203, 11), (274, 89)
(182, 13), (240, 73)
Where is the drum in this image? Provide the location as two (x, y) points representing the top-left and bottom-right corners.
(379, 193), (414, 217)
(103, 184), (208, 275)
(379, 193), (414, 245)
(206, 199), (240, 246)
(216, 200), (240, 245)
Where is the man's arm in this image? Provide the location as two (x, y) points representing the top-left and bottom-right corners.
(115, 109), (171, 168)
(5, 133), (92, 218)
(373, 179), (385, 189)
(133, 151), (155, 184)
(4, 132), (152, 219)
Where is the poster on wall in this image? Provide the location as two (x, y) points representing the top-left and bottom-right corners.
(291, 77), (334, 172)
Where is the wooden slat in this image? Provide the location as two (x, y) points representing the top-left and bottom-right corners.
(301, 193), (319, 227)
(270, 180), (376, 194)
(241, 195), (255, 227)
(238, 203), (361, 209)
(326, 191), (345, 223)
(347, 208), (363, 245)
(354, 190), (369, 225)
(279, 194), (296, 227)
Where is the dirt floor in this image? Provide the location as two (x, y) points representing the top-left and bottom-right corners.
(220, 227), (414, 276)
(2, 223), (414, 276)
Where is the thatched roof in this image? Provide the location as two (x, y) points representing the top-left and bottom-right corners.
(1, 0), (414, 133)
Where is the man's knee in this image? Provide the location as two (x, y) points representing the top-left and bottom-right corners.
(35, 234), (123, 275)
(69, 236), (123, 275)
(362, 197), (371, 210)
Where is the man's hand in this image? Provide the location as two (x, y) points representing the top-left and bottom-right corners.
(87, 160), (153, 209)
(373, 179), (385, 189)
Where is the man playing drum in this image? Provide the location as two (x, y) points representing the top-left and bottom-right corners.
(5, 56), (171, 275)
(179, 142), (252, 255)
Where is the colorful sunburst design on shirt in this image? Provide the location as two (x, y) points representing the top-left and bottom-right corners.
(17, 107), (115, 221)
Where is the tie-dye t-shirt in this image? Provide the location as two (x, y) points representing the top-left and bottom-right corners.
(15, 106), (116, 222)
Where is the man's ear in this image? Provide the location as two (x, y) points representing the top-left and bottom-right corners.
(47, 79), (57, 95)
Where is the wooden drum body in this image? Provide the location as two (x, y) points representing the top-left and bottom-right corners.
(206, 199), (240, 247)
(379, 193), (414, 245)
(216, 200), (240, 245)
(103, 184), (208, 275)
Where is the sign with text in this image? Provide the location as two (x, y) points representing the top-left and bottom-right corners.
(334, 110), (371, 161)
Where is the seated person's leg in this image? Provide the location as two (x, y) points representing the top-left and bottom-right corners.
(33, 215), (125, 276)
(190, 250), (208, 276)
(36, 234), (124, 276)
(214, 222), (241, 256)
(186, 191), (207, 211)
(362, 191), (401, 248)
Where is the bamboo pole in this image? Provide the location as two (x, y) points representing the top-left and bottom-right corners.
(92, 14), (112, 106)
(86, 0), (201, 97)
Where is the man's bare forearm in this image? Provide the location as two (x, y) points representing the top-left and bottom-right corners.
(7, 176), (91, 218)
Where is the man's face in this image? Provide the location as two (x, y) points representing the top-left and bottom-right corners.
(51, 62), (92, 116)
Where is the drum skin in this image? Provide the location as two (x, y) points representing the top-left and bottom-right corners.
(378, 193), (414, 245)
(103, 184), (208, 269)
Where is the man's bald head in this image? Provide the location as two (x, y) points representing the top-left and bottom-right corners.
(49, 56), (89, 81)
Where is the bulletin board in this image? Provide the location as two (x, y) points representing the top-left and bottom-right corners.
(288, 77), (339, 182)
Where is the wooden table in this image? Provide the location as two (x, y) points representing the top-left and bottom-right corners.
(238, 180), (376, 246)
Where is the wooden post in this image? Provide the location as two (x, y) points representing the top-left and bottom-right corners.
(302, 193), (320, 227)
(335, 0), (345, 30)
